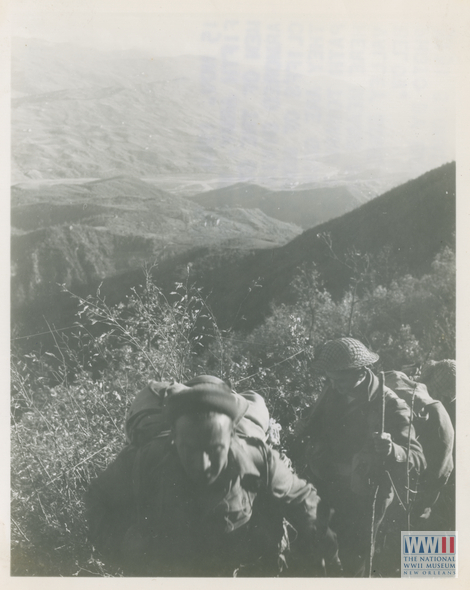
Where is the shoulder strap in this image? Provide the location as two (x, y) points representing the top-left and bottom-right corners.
(235, 436), (271, 489)
(257, 439), (270, 488)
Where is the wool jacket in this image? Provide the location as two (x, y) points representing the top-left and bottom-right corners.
(296, 369), (426, 496)
(87, 435), (320, 576)
(291, 370), (427, 576)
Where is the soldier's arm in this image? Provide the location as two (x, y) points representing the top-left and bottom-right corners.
(416, 402), (454, 509)
(264, 445), (340, 575)
(265, 445), (320, 536)
(424, 402), (454, 479)
(384, 396), (427, 473)
(85, 445), (138, 564)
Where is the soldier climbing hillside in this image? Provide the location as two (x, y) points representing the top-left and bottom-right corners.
(86, 376), (332, 576)
(292, 338), (426, 577)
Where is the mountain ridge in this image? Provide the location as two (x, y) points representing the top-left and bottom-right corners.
(11, 163), (455, 346)
(11, 176), (302, 323)
(181, 162), (456, 330)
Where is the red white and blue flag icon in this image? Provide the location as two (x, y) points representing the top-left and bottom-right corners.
(403, 535), (455, 554)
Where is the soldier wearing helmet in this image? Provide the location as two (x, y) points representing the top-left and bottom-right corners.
(293, 338), (426, 577)
(420, 359), (456, 428)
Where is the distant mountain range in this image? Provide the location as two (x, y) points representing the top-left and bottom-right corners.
(10, 38), (456, 344)
(12, 38), (454, 196)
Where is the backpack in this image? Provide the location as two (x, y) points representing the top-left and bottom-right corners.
(383, 371), (433, 414)
(124, 378), (300, 574)
(383, 371), (454, 499)
(125, 379), (272, 446)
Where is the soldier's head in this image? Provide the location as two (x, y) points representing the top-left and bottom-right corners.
(420, 360), (456, 403)
(166, 377), (247, 486)
(314, 338), (379, 394)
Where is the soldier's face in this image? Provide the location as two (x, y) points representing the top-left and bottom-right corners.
(174, 413), (233, 486)
(326, 367), (367, 395)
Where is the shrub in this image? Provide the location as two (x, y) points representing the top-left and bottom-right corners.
(11, 271), (224, 575)
(11, 359), (126, 575)
(10, 248), (455, 575)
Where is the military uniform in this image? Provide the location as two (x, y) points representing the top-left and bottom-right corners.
(295, 368), (426, 576)
(384, 372), (454, 520)
(419, 360), (456, 530)
(87, 434), (321, 576)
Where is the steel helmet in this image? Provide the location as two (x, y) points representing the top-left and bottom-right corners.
(420, 359), (456, 402)
(314, 337), (379, 372)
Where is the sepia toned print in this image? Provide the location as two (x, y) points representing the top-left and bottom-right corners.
(8, 1), (465, 582)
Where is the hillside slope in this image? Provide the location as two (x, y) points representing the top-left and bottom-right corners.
(11, 176), (301, 318)
(184, 162), (456, 330)
(11, 163), (455, 343)
(190, 182), (364, 228)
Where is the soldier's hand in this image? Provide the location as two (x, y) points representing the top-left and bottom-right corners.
(372, 432), (393, 458)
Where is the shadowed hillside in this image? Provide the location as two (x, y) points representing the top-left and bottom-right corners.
(11, 176), (301, 329)
(11, 163), (455, 345)
(189, 182), (364, 228)
(184, 162), (456, 330)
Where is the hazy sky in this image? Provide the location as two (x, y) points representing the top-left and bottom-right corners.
(7, 0), (462, 177)
(9, 1), (457, 89)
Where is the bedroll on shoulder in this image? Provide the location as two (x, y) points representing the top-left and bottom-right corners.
(125, 380), (271, 446)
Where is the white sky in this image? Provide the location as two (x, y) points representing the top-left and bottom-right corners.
(7, 1), (457, 88)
